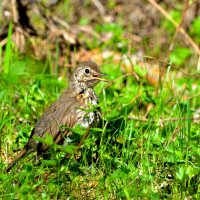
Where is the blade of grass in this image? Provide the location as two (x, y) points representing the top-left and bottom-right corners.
(3, 22), (13, 73)
(186, 99), (191, 143)
(0, 44), (2, 67)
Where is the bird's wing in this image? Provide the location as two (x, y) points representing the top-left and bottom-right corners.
(27, 93), (80, 154)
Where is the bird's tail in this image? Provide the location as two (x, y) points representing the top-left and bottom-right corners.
(6, 148), (27, 172)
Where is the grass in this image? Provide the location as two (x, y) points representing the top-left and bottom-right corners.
(3, 23), (13, 74)
(0, 51), (199, 199)
(0, 6), (200, 198)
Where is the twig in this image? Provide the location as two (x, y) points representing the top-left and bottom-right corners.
(11, 0), (18, 23)
(168, 0), (190, 52)
(187, 91), (200, 100)
(91, 0), (106, 17)
(148, 0), (200, 56)
(197, 56), (200, 72)
(129, 116), (200, 122)
(52, 16), (70, 30)
(143, 55), (200, 78)
(75, 25), (100, 38)
(101, 55), (200, 78)
(0, 38), (7, 46)
(103, 72), (140, 90)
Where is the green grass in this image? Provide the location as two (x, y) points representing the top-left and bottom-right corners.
(0, 6), (200, 198)
(3, 23), (13, 74)
(0, 52), (199, 199)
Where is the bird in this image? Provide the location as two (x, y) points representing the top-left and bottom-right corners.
(6, 61), (107, 172)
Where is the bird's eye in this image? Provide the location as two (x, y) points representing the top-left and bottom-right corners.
(85, 68), (90, 74)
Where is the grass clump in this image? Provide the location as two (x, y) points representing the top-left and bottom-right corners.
(0, 54), (199, 199)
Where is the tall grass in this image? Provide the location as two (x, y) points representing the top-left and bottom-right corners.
(1, 58), (199, 199)
(3, 23), (13, 74)
(0, 17), (199, 200)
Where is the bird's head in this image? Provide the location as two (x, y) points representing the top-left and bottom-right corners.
(70, 61), (107, 91)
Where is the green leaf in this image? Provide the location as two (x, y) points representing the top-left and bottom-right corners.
(192, 16), (200, 36)
(45, 133), (54, 145)
(33, 133), (53, 146)
(33, 136), (47, 144)
(60, 145), (76, 154)
(176, 167), (185, 181)
(163, 10), (181, 32)
(90, 128), (103, 132)
(53, 143), (76, 154)
(63, 124), (87, 135)
(170, 47), (191, 66)
(134, 64), (147, 77)
(42, 159), (57, 166)
(104, 109), (120, 121)
(79, 18), (90, 25)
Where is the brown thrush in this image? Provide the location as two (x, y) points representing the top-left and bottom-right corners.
(6, 61), (107, 172)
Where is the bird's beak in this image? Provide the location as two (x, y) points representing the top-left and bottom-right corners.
(93, 72), (108, 82)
